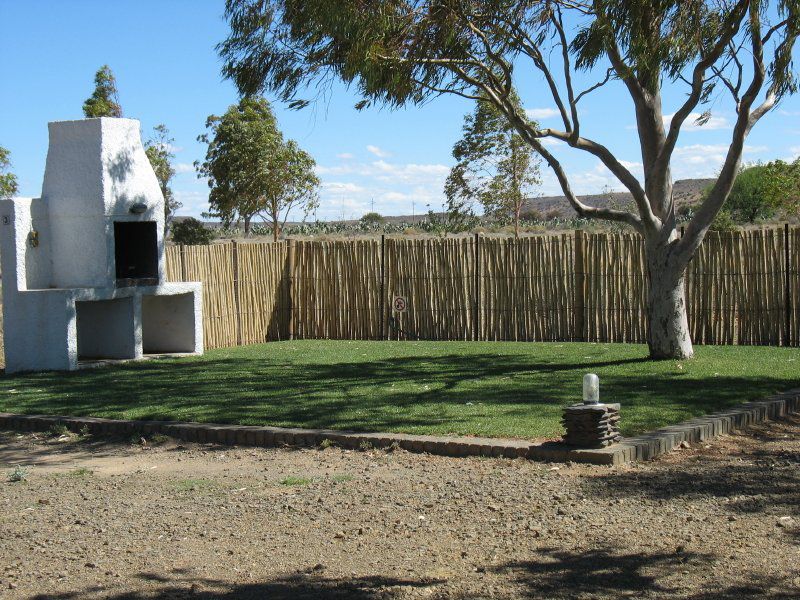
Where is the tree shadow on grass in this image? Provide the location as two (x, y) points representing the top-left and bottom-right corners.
(32, 570), (441, 600)
(0, 351), (795, 438)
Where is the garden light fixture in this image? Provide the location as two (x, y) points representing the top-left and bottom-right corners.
(583, 373), (600, 405)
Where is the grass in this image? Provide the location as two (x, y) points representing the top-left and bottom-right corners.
(68, 467), (93, 478)
(174, 478), (213, 492)
(0, 340), (797, 439)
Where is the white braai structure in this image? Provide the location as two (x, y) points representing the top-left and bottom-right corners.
(1, 118), (203, 373)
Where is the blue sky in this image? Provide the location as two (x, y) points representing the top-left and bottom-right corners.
(2, 0), (799, 221)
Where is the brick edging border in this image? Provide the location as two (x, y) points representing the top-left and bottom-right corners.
(1, 388), (798, 465)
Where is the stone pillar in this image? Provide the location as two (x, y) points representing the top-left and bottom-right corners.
(561, 403), (621, 448)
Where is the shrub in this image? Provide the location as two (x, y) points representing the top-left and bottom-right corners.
(359, 212), (385, 225)
(8, 465), (28, 482)
(171, 218), (215, 245)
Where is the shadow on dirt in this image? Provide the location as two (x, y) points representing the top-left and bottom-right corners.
(581, 414), (800, 515)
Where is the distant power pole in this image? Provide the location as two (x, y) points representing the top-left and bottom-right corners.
(412, 201), (415, 220)
(370, 197), (375, 213)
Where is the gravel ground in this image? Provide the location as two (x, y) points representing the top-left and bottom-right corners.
(1, 415), (799, 600)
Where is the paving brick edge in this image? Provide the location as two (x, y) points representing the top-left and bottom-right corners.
(1, 388), (798, 465)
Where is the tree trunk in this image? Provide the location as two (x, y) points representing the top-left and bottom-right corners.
(272, 221), (280, 243)
(243, 215), (251, 236)
(646, 244), (693, 359)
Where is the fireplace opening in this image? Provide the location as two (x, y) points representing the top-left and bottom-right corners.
(114, 221), (158, 286)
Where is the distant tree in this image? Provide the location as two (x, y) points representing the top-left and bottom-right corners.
(725, 159), (800, 223)
(445, 94), (541, 238)
(196, 97), (319, 240)
(359, 211), (384, 225)
(170, 217), (215, 245)
(144, 124), (182, 233)
(82, 65), (123, 118)
(0, 146), (18, 198)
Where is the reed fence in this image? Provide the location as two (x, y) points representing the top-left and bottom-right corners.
(165, 224), (799, 350)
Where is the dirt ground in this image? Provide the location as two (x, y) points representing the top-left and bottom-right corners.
(1, 416), (799, 600)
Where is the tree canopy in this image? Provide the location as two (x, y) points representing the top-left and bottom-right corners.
(170, 217), (215, 246)
(82, 65), (123, 118)
(723, 159), (800, 223)
(0, 146), (18, 199)
(195, 96), (319, 240)
(445, 93), (541, 237)
(144, 124), (182, 232)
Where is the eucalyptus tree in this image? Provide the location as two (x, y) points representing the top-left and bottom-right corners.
(218, 0), (799, 358)
(445, 94), (541, 238)
(0, 145), (18, 199)
(83, 65), (123, 118)
(196, 96), (319, 240)
(144, 124), (182, 234)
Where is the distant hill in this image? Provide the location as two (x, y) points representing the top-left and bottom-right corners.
(520, 178), (715, 219)
(173, 178), (716, 228)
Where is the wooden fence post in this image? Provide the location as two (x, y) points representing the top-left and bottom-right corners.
(179, 244), (187, 281)
(785, 223), (792, 347)
(287, 238), (295, 341)
(380, 234), (386, 340)
(574, 230), (585, 342)
(231, 240), (242, 346)
(474, 233), (480, 341)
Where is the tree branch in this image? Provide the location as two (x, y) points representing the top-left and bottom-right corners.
(678, 1), (772, 264)
(536, 128), (657, 227)
(656, 0), (750, 168)
(574, 68), (614, 104)
(551, 7), (580, 141)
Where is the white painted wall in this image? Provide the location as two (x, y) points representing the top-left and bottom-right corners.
(1, 118), (203, 373)
(43, 118), (166, 289)
(76, 297), (137, 359)
(142, 293), (200, 353)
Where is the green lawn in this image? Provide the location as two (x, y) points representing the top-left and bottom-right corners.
(0, 341), (797, 439)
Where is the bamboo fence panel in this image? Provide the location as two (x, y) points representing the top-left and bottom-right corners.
(386, 237), (475, 340)
(165, 246), (182, 281)
(686, 230), (788, 346)
(163, 226), (798, 350)
(292, 239), (381, 340)
(480, 235), (574, 341)
(181, 244), (238, 348)
(238, 242), (289, 343)
(791, 227), (799, 347)
(582, 233), (647, 343)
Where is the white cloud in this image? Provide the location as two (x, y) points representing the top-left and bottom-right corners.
(539, 137), (565, 147)
(525, 107), (560, 120)
(668, 143), (768, 178)
(366, 144), (391, 158)
(619, 160), (643, 171)
(663, 112), (731, 131)
(311, 157), (451, 220)
(779, 110), (800, 117)
(172, 190), (208, 216)
(174, 163), (195, 174)
(789, 146), (800, 157)
(336, 152), (354, 160)
(322, 181), (366, 195)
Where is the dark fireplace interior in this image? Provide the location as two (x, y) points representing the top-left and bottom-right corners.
(114, 221), (158, 285)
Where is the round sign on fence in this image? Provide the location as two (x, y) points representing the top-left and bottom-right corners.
(393, 296), (408, 312)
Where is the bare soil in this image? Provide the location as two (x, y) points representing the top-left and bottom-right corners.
(1, 416), (799, 599)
